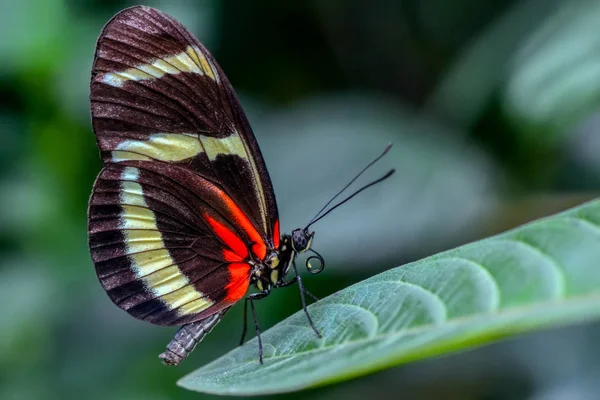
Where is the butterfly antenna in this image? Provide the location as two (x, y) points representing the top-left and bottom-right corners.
(305, 169), (395, 229)
(305, 145), (395, 230)
(305, 143), (393, 228)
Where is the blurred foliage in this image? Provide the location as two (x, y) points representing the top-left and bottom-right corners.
(1, 0), (600, 399)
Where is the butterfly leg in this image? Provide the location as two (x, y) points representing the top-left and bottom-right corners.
(239, 297), (249, 346)
(239, 290), (270, 364)
(287, 261), (322, 339)
(279, 274), (320, 302)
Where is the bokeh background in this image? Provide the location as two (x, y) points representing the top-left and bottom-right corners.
(2, 0), (600, 399)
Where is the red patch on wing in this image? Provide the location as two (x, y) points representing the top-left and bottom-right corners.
(251, 243), (265, 259)
(273, 219), (280, 248)
(205, 214), (248, 259)
(216, 190), (266, 259)
(223, 249), (244, 262)
(225, 262), (251, 302)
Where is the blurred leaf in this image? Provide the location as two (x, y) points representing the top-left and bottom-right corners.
(180, 198), (600, 395)
(565, 112), (600, 188)
(504, 1), (600, 142)
(0, 260), (57, 368)
(0, 0), (68, 74)
(253, 94), (499, 266)
(0, 167), (59, 241)
(481, 193), (599, 237)
(426, 0), (562, 128)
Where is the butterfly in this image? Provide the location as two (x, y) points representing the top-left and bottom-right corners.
(88, 5), (393, 366)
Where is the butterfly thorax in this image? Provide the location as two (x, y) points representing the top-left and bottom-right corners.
(251, 229), (315, 292)
(251, 249), (280, 292)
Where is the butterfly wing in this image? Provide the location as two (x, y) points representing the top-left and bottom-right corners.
(88, 6), (280, 326)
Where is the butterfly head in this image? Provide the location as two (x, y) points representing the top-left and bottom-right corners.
(291, 228), (314, 253)
(267, 229), (324, 288)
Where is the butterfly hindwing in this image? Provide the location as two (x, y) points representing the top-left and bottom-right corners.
(88, 6), (279, 326)
(89, 163), (256, 325)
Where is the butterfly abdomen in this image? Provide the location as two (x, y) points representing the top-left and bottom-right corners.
(159, 308), (230, 366)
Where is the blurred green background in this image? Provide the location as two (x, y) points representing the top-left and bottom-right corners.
(2, 0), (600, 399)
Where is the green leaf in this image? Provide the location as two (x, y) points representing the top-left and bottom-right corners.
(179, 199), (600, 395)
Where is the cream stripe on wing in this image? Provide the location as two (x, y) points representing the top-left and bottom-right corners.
(101, 46), (217, 88)
(200, 130), (269, 233)
(112, 133), (202, 162)
(113, 131), (269, 233)
(186, 46), (217, 81)
(111, 131), (249, 163)
(119, 166), (213, 315)
(199, 131), (247, 161)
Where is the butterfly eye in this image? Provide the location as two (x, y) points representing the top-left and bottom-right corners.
(291, 229), (313, 252)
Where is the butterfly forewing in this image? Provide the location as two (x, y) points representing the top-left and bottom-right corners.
(88, 6), (279, 326)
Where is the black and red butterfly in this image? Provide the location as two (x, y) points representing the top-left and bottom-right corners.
(88, 5), (393, 366)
